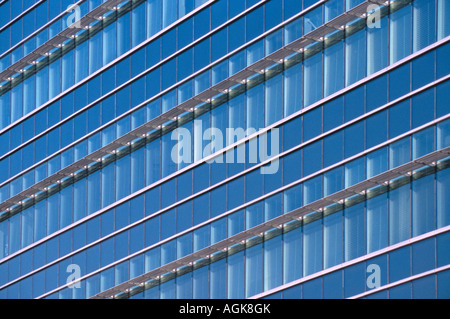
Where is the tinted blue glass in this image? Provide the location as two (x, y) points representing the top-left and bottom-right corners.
(211, 28), (227, 63)
(323, 97), (343, 132)
(247, 7), (263, 42)
(302, 277), (321, 299)
(389, 246), (411, 283)
(389, 100), (410, 138)
(211, 185), (226, 218)
(366, 110), (387, 149)
(412, 89), (434, 129)
(412, 51), (435, 90)
(302, 141), (321, 177)
(437, 270), (450, 298)
(161, 209), (176, 240)
(413, 275), (436, 299)
(344, 86), (364, 121)
(323, 131), (343, 167)
(227, 177), (245, 210)
(344, 263), (366, 298)
(245, 169), (263, 202)
(389, 282), (411, 299)
(228, 18), (245, 51)
(412, 238), (435, 275)
(344, 121), (364, 158)
(194, 38), (210, 72)
(303, 107), (322, 141)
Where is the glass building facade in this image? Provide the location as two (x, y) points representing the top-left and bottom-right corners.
(0, 0), (449, 299)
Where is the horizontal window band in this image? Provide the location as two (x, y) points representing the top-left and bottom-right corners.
(2, 121), (448, 293)
(348, 264), (450, 299)
(32, 150), (449, 299)
(0, 0), (51, 34)
(250, 226), (450, 300)
(0, 0), (434, 211)
(0, 0), (126, 82)
(0, 0), (266, 133)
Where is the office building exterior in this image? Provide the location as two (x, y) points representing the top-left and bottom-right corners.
(0, 0), (449, 299)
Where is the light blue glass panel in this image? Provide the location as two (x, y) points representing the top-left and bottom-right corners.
(117, 11), (131, 56)
(193, 266), (209, 299)
(437, 167), (450, 228)
(367, 192), (387, 253)
(283, 226), (302, 284)
(265, 73), (283, 126)
(367, 16), (388, 76)
(228, 250), (244, 298)
(390, 4), (411, 64)
(88, 31), (102, 75)
(389, 183), (411, 245)
(304, 51), (322, 107)
(324, 40), (343, 97)
(132, 2), (146, 47)
(303, 217), (322, 276)
(245, 243), (263, 298)
(412, 0), (436, 52)
(324, 211), (343, 268)
(147, 0), (162, 38)
(264, 236), (282, 291)
(412, 174), (435, 237)
(345, 28), (365, 86)
(344, 201), (365, 261)
(247, 83), (264, 131)
(75, 40), (88, 83)
(284, 63), (302, 116)
(438, 0), (450, 40)
(102, 22), (116, 66)
(163, 0), (177, 28)
(210, 258), (226, 298)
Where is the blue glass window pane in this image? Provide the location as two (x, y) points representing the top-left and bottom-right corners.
(302, 277), (321, 299)
(344, 121), (365, 158)
(412, 237), (435, 275)
(246, 6), (263, 41)
(323, 271), (343, 299)
(344, 201), (365, 261)
(389, 100), (410, 138)
(161, 209), (176, 240)
(344, 263), (366, 298)
(412, 88), (434, 129)
(366, 75), (387, 112)
(228, 18), (245, 52)
(194, 7), (210, 40)
(303, 140), (322, 177)
(344, 86), (364, 122)
(303, 218), (322, 277)
(323, 131), (343, 167)
(323, 97), (343, 132)
(366, 110), (387, 149)
(412, 275), (436, 299)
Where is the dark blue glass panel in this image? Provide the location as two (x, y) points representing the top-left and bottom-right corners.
(437, 270), (450, 298)
(323, 271), (343, 299)
(389, 100), (410, 138)
(389, 246), (411, 283)
(412, 51), (435, 90)
(211, 0), (227, 29)
(323, 131), (343, 167)
(229, 18), (245, 52)
(389, 63), (410, 101)
(323, 97), (343, 132)
(302, 277), (321, 299)
(366, 75), (387, 112)
(302, 141), (322, 177)
(412, 88), (434, 129)
(344, 86), (365, 122)
(344, 262), (366, 298)
(344, 121), (364, 158)
(303, 107), (322, 141)
(412, 238), (435, 275)
(437, 42), (450, 79)
(366, 110), (387, 149)
(412, 275), (436, 299)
